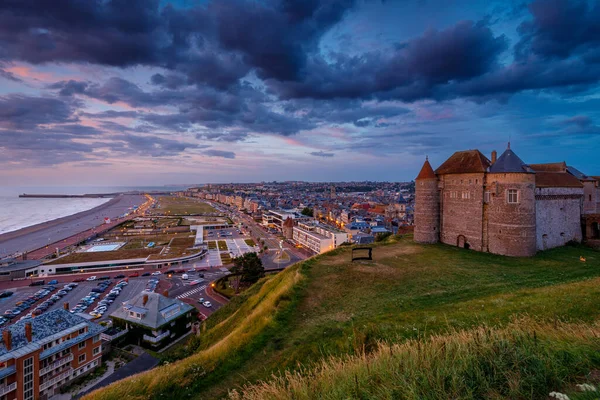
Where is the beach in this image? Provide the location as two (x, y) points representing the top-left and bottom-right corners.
(0, 194), (146, 257)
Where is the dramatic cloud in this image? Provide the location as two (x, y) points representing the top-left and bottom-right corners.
(0, 94), (78, 129)
(204, 149), (236, 159)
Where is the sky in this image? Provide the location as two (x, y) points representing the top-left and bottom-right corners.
(1, 0), (599, 186)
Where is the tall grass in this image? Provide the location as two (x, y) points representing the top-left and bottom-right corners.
(230, 317), (600, 400)
(84, 262), (304, 400)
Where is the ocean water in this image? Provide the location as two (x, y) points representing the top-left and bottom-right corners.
(0, 185), (189, 235)
(0, 196), (112, 235)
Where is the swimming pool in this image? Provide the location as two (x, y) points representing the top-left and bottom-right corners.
(86, 243), (124, 252)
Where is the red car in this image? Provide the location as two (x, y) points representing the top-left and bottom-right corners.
(175, 269), (186, 274)
(129, 272), (139, 278)
(72, 278), (85, 283)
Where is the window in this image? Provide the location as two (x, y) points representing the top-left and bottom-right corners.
(484, 191), (491, 204)
(462, 191), (470, 200)
(79, 354), (86, 363)
(78, 328), (86, 334)
(23, 356), (34, 400)
(590, 195), (593, 201)
(469, 179), (472, 184)
(93, 334), (100, 343)
(507, 189), (519, 204)
(93, 346), (101, 356)
(78, 342), (86, 350)
(449, 191), (458, 199)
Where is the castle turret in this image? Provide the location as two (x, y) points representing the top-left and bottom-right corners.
(486, 145), (537, 256)
(414, 157), (440, 244)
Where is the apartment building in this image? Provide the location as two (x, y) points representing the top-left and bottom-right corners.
(292, 222), (349, 254)
(0, 309), (106, 400)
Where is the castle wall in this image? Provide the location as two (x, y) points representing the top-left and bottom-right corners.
(535, 187), (583, 250)
(486, 173), (537, 257)
(582, 181), (598, 214)
(414, 178), (439, 243)
(439, 173), (485, 251)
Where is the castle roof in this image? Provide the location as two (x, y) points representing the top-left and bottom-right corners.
(110, 291), (193, 330)
(528, 162), (567, 173)
(489, 147), (531, 173)
(534, 172), (583, 188)
(434, 150), (491, 175)
(415, 159), (436, 180)
(567, 166), (596, 181)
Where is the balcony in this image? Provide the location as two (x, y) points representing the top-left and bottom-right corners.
(101, 327), (128, 342)
(143, 330), (170, 344)
(40, 369), (72, 391)
(0, 382), (17, 396)
(40, 354), (73, 376)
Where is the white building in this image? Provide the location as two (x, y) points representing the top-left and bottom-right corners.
(292, 222), (348, 254)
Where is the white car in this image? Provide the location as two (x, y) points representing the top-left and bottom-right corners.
(86, 276), (97, 281)
(151, 271), (162, 276)
(181, 274), (189, 280)
(189, 279), (203, 286)
(202, 301), (212, 308)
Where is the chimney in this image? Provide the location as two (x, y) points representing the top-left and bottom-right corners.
(64, 302), (69, 311)
(25, 323), (32, 343)
(3, 330), (11, 350)
(162, 290), (169, 297)
(142, 294), (149, 306)
(491, 150), (497, 164)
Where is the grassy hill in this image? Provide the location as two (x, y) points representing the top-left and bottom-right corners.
(85, 237), (600, 400)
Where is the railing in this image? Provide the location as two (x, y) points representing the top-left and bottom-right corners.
(143, 330), (170, 343)
(0, 382), (16, 396)
(40, 354), (73, 376)
(40, 369), (72, 391)
(101, 328), (128, 342)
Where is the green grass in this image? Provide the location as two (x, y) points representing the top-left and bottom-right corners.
(207, 241), (217, 250)
(157, 196), (217, 215)
(84, 238), (600, 400)
(244, 239), (256, 247)
(217, 240), (228, 251)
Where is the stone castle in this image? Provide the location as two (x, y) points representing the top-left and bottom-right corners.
(414, 144), (600, 257)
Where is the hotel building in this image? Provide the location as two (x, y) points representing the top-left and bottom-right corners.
(0, 309), (106, 400)
(292, 222), (349, 254)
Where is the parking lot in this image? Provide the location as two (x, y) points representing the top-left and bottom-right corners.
(0, 275), (163, 324)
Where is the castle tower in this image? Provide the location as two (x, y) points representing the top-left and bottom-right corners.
(282, 217), (294, 240)
(486, 145), (537, 257)
(414, 157), (440, 244)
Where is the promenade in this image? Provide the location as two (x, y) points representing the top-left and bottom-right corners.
(0, 194), (146, 258)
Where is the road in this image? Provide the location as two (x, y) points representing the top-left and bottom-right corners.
(166, 268), (231, 316)
(0, 194), (148, 257)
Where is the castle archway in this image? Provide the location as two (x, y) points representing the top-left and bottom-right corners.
(457, 235), (468, 249)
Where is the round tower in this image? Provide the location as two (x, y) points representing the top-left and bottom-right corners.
(414, 157), (440, 244)
(486, 145), (537, 257)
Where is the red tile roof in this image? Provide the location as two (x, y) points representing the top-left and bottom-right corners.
(535, 172), (583, 188)
(529, 162), (567, 173)
(415, 159), (436, 180)
(435, 150), (491, 175)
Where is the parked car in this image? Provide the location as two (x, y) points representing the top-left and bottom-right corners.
(198, 297), (205, 303)
(98, 276), (110, 281)
(48, 279), (59, 285)
(29, 280), (45, 286)
(114, 274), (126, 279)
(165, 269), (176, 274)
(151, 271), (162, 276)
(202, 301), (212, 308)
(142, 272), (151, 277)
(86, 276), (97, 281)
(175, 269), (186, 274)
(0, 291), (13, 298)
(73, 278), (85, 283)
(129, 272), (139, 278)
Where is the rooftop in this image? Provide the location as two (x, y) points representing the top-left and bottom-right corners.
(435, 150), (491, 175)
(489, 147), (531, 174)
(0, 309), (105, 360)
(110, 291), (194, 329)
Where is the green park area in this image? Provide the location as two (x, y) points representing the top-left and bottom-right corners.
(156, 196), (217, 215)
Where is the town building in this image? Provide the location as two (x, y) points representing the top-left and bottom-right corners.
(292, 221), (348, 254)
(0, 309), (106, 400)
(414, 145), (600, 256)
(109, 291), (195, 349)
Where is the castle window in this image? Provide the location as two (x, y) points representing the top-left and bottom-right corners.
(507, 189), (519, 204)
(590, 195), (593, 201)
(462, 191), (470, 200)
(469, 179), (472, 184)
(560, 232), (565, 237)
(484, 191), (491, 204)
(476, 179), (478, 184)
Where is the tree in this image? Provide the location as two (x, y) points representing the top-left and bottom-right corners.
(232, 252), (265, 287)
(301, 207), (314, 217)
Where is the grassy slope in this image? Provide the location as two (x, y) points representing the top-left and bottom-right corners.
(86, 237), (600, 399)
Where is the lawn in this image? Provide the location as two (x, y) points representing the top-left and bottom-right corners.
(84, 238), (600, 400)
(244, 239), (256, 246)
(207, 241), (217, 250)
(156, 196), (217, 215)
(217, 240), (228, 251)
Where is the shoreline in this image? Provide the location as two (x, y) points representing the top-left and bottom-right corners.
(0, 196), (120, 247)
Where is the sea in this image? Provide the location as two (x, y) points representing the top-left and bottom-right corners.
(0, 185), (189, 236)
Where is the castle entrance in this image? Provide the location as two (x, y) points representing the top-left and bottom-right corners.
(457, 235), (469, 249)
